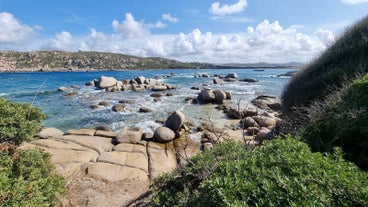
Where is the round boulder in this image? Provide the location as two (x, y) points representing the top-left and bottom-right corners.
(213, 90), (227, 104)
(154, 127), (176, 143)
(165, 110), (185, 132)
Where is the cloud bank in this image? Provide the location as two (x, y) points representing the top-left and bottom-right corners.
(0, 12), (38, 46)
(341, 0), (368, 4)
(1, 12), (334, 64)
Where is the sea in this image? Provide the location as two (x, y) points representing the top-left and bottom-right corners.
(0, 68), (298, 133)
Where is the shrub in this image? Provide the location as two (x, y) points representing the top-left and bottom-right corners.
(302, 74), (368, 170)
(0, 146), (66, 207)
(0, 98), (46, 145)
(149, 138), (368, 207)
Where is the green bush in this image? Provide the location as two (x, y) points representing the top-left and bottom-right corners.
(149, 138), (368, 207)
(0, 98), (46, 145)
(302, 74), (368, 170)
(0, 146), (66, 207)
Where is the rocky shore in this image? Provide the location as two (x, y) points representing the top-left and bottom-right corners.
(22, 73), (282, 206)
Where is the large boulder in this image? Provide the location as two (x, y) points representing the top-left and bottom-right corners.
(253, 115), (277, 128)
(225, 73), (238, 79)
(165, 111), (185, 132)
(135, 76), (146, 85)
(213, 90), (227, 104)
(198, 87), (215, 102)
(154, 127), (176, 143)
(213, 77), (224, 85)
(36, 127), (64, 139)
(98, 76), (118, 89)
(251, 95), (281, 110)
(116, 127), (143, 144)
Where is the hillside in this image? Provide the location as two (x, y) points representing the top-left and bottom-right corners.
(0, 50), (215, 72)
(282, 16), (368, 112)
(280, 15), (368, 170)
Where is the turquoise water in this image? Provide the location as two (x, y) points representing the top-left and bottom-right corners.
(0, 68), (297, 132)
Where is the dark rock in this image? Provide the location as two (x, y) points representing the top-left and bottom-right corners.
(165, 110), (185, 132)
(213, 90), (227, 104)
(213, 77), (224, 85)
(112, 104), (124, 112)
(90, 105), (99, 110)
(227, 107), (244, 119)
(98, 101), (110, 107)
(239, 78), (258, 82)
(150, 93), (163, 97)
(139, 107), (153, 113)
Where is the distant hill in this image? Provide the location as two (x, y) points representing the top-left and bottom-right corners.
(0, 50), (215, 72)
(0, 50), (302, 72)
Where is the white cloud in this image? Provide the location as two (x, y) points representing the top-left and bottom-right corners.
(49, 31), (76, 50)
(209, 0), (248, 16)
(341, 0), (368, 4)
(112, 13), (150, 38)
(162, 13), (179, 23)
(0, 12), (36, 45)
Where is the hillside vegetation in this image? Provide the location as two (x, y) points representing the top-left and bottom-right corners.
(280, 16), (368, 170)
(282, 16), (368, 112)
(0, 50), (214, 72)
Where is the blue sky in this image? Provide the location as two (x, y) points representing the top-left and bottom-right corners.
(1, 0), (368, 63)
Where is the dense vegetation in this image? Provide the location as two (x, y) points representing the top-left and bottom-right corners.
(0, 98), (46, 145)
(279, 16), (368, 170)
(0, 98), (66, 206)
(0, 50), (215, 71)
(302, 74), (368, 169)
(149, 139), (368, 207)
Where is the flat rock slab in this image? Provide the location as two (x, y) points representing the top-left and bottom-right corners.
(147, 141), (177, 179)
(37, 127), (64, 139)
(63, 177), (149, 207)
(26, 138), (88, 151)
(66, 129), (97, 136)
(58, 135), (114, 154)
(113, 143), (147, 156)
(98, 151), (148, 174)
(87, 162), (149, 182)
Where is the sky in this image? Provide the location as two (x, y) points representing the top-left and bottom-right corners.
(0, 0), (368, 64)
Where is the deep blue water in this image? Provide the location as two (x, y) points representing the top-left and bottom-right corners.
(0, 68), (297, 132)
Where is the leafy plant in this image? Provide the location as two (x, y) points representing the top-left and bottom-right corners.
(149, 138), (368, 206)
(0, 146), (66, 207)
(0, 98), (46, 145)
(302, 74), (368, 170)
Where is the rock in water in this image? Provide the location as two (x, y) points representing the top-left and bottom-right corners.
(165, 111), (185, 132)
(98, 76), (117, 89)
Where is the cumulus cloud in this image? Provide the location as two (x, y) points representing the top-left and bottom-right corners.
(341, 0), (368, 4)
(112, 13), (150, 38)
(210, 0), (248, 16)
(0, 12), (37, 45)
(48, 31), (77, 50)
(162, 13), (179, 23)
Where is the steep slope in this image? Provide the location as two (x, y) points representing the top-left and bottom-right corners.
(282, 16), (368, 113)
